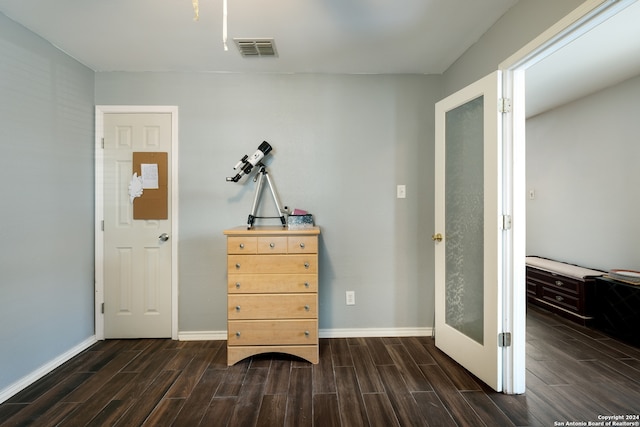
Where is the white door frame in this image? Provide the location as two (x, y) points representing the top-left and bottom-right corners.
(95, 105), (179, 340)
(498, 0), (636, 394)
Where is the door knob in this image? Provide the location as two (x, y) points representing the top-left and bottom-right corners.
(159, 233), (170, 242)
(432, 233), (443, 242)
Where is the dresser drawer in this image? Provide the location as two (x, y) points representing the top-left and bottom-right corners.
(228, 294), (317, 319)
(527, 267), (580, 295)
(228, 274), (317, 293)
(227, 237), (257, 254)
(228, 254), (318, 274)
(287, 236), (318, 254)
(257, 236), (288, 254)
(526, 280), (538, 297)
(541, 286), (580, 313)
(228, 320), (318, 345)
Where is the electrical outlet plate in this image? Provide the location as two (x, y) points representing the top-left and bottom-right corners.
(346, 291), (355, 305)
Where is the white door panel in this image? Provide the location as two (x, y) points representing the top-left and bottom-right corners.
(103, 113), (172, 338)
(434, 71), (503, 391)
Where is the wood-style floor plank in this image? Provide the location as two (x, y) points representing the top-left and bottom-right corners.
(1, 307), (639, 427)
(418, 364), (486, 426)
(58, 372), (138, 427)
(334, 366), (369, 427)
(113, 370), (181, 427)
(412, 391), (457, 426)
(199, 397), (236, 427)
(313, 339), (337, 394)
(349, 345), (385, 393)
(313, 394), (341, 427)
(386, 344), (433, 392)
(170, 368), (223, 427)
(142, 398), (185, 427)
(376, 364), (428, 427)
(362, 393), (400, 427)
(285, 367), (313, 427)
(227, 367), (268, 427)
(256, 394), (287, 427)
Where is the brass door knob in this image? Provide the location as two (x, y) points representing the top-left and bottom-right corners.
(432, 233), (443, 242)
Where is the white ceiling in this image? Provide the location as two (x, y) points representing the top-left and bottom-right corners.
(1, 0), (639, 116)
(0, 0), (519, 74)
(526, 0), (640, 117)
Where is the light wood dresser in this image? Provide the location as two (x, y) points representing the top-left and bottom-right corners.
(223, 226), (320, 365)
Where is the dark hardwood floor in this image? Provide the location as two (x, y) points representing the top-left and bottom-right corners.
(2, 306), (639, 426)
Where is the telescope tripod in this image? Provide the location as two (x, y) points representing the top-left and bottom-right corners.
(247, 164), (287, 229)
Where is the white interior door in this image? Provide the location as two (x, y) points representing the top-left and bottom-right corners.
(102, 112), (173, 338)
(434, 71), (504, 392)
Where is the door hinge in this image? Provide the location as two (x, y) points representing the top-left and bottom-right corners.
(501, 214), (512, 230)
(101, 220), (104, 231)
(499, 98), (512, 113)
(101, 137), (105, 149)
(101, 302), (104, 314)
(499, 332), (512, 347)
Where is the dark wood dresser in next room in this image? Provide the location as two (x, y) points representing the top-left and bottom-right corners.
(526, 256), (604, 326)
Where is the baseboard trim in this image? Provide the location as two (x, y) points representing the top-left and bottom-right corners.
(0, 335), (97, 404)
(178, 327), (433, 341)
(320, 327), (433, 338)
(179, 330), (228, 341)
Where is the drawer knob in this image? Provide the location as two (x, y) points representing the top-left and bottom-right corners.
(270, 242), (275, 248)
(304, 305), (310, 311)
(304, 330), (310, 337)
(235, 331), (241, 337)
(304, 282), (310, 288)
(304, 262), (310, 269)
(300, 242), (305, 249)
(235, 305), (241, 311)
(555, 295), (564, 302)
(235, 282), (241, 289)
(235, 263), (241, 269)
(239, 243), (244, 249)
(555, 280), (563, 287)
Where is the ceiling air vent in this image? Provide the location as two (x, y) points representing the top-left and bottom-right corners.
(233, 38), (278, 57)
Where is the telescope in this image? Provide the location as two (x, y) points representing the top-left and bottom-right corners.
(226, 141), (272, 183)
(226, 141), (287, 229)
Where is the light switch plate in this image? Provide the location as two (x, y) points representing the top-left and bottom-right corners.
(397, 185), (406, 199)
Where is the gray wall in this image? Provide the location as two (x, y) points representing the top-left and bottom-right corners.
(442, 0), (583, 97)
(0, 13), (95, 391)
(95, 72), (440, 332)
(526, 74), (640, 271)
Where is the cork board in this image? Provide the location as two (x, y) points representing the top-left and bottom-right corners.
(132, 152), (168, 219)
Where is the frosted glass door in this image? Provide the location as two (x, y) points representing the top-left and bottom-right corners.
(445, 95), (484, 344)
(434, 71), (503, 392)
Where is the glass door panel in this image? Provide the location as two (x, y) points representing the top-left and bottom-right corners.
(445, 95), (484, 345)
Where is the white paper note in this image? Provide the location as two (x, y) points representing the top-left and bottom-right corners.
(141, 163), (159, 189)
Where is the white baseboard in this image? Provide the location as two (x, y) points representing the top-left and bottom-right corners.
(0, 336), (97, 404)
(178, 327), (433, 341)
(320, 327), (433, 338)
(178, 330), (228, 341)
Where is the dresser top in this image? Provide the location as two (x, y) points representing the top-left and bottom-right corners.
(224, 226), (320, 236)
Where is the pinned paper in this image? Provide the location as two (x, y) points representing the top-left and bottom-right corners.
(141, 163), (159, 189)
(128, 172), (144, 203)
